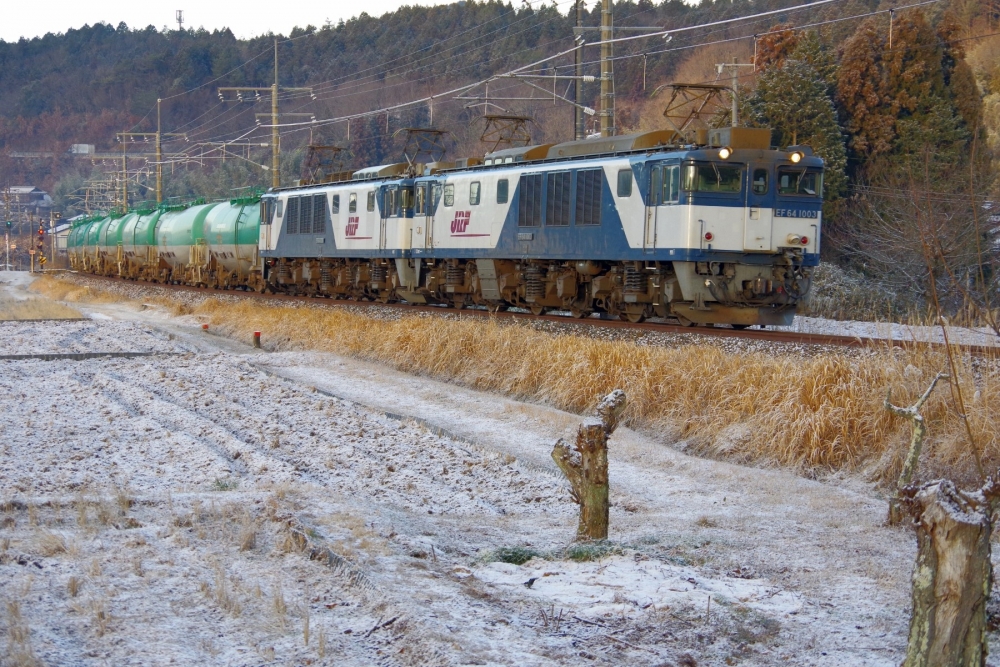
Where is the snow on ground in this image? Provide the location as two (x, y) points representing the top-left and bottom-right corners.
(0, 271), (42, 296)
(1, 271), (996, 666)
(776, 314), (1000, 347)
(0, 320), (187, 355)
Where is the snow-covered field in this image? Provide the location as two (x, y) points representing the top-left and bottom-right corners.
(775, 314), (1000, 347)
(0, 272), (991, 666)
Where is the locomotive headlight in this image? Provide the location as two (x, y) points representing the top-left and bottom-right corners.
(789, 151), (803, 164)
(787, 234), (801, 245)
(718, 146), (732, 160)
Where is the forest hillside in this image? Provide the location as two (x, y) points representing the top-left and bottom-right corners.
(2, 0), (1000, 315)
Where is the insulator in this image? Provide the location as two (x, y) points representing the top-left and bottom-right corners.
(525, 266), (545, 299)
(624, 267), (645, 294)
(445, 264), (464, 286)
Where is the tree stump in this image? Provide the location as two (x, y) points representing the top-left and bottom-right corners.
(551, 390), (626, 541)
(901, 477), (1000, 667)
(885, 372), (948, 526)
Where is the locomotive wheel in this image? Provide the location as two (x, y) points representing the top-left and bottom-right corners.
(487, 301), (507, 313)
(529, 304), (546, 316)
(675, 315), (695, 327)
(569, 306), (591, 319)
(620, 311), (646, 324)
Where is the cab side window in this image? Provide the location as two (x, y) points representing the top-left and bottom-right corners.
(367, 191), (375, 212)
(497, 178), (509, 204)
(752, 169), (768, 195)
(617, 169), (632, 197)
(416, 185), (426, 215)
(349, 193), (357, 213)
(652, 166), (679, 204)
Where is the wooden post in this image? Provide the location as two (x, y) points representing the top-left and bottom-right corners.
(885, 372), (948, 526)
(552, 390), (626, 540)
(901, 477), (1000, 667)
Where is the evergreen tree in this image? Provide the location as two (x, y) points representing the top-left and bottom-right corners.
(746, 57), (848, 202)
(836, 18), (896, 158)
(836, 10), (983, 168)
(753, 24), (799, 72)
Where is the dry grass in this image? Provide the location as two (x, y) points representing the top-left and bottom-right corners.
(36, 275), (1000, 484)
(4, 600), (42, 667)
(32, 275), (196, 317)
(0, 296), (81, 321)
(198, 297), (1000, 484)
(26, 279), (118, 305)
(67, 576), (81, 598)
(35, 530), (68, 557)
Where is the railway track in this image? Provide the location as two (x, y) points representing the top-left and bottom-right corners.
(67, 272), (999, 356)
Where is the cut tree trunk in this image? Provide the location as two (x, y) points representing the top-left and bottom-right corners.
(551, 390), (626, 541)
(901, 478), (1000, 667)
(885, 372), (948, 526)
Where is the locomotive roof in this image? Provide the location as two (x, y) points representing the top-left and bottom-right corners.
(266, 129), (822, 196)
(485, 130), (681, 164)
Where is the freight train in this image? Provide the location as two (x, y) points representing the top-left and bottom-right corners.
(67, 126), (823, 327)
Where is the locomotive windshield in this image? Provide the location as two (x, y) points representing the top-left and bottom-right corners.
(777, 168), (823, 197)
(682, 163), (743, 193)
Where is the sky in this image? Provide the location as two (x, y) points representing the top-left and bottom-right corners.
(1, 1), (456, 43)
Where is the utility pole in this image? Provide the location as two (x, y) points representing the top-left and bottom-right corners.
(715, 59), (754, 126)
(121, 139), (127, 211)
(218, 38), (313, 189)
(3, 189), (9, 271)
(50, 210), (59, 269)
(117, 128), (186, 204)
(574, 0), (585, 141)
(600, 0), (614, 137)
(176, 10), (184, 31)
(272, 39), (279, 189)
(157, 99), (164, 202)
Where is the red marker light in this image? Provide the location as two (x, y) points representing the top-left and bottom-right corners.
(704, 232), (714, 241)
(800, 236), (808, 245)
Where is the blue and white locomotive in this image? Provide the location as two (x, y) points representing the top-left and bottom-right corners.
(259, 126), (821, 326)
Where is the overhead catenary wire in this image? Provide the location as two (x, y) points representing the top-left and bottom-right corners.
(262, 0), (874, 132)
(524, 0), (942, 76)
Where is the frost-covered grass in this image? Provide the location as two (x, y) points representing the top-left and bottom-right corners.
(5, 331), (904, 666)
(191, 297), (1000, 485)
(0, 296), (81, 320)
(31, 274), (1000, 485)
(799, 262), (919, 323)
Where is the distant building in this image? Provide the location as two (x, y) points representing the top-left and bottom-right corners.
(6, 186), (53, 217)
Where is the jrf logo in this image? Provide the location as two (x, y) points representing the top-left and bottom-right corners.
(450, 211), (471, 234)
(346, 216), (360, 237)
